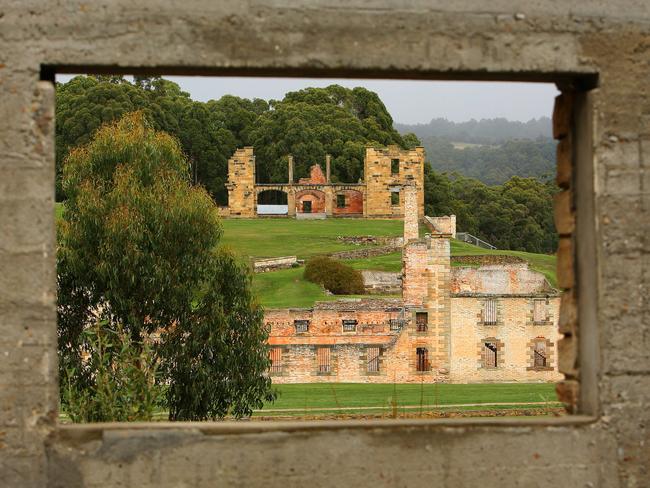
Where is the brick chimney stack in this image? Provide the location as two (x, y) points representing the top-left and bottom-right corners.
(325, 154), (331, 183)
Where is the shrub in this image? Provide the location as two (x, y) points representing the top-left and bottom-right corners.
(304, 256), (365, 295)
(60, 321), (163, 423)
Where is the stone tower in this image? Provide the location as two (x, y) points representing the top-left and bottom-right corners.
(225, 147), (256, 218)
(363, 145), (425, 218)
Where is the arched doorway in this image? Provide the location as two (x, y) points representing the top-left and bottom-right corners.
(295, 189), (326, 218)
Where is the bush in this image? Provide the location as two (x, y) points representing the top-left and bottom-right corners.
(60, 321), (163, 423)
(304, 256), (365, 295)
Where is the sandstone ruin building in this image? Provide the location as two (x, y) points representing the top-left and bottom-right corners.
(224, 145), (425, 219)
(265, 186), (562, 384)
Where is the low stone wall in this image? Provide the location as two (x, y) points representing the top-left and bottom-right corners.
(253, 256), (299, 273)
(361, 270), (402, 294)
(330, 245), (400, 260)
(452, 255), (526, 266)
(337, 235), (404, 247)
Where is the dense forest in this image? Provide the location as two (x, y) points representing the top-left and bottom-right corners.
(55, 76), (557, 253)
(395, 116), (552, 144)
(421, 137), (556, 186)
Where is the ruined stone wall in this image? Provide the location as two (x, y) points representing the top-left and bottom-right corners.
(225, 147), (256, 217)
(450, 297), (563, 383)
(364, 146), (425, 218)
(3, 1), (650, 487)
(332, 189), (364, 215)
(451, 264), (556, 295)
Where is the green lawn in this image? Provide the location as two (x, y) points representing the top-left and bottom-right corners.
(220, 218), (403, 260)
(261, 383), (559, 413)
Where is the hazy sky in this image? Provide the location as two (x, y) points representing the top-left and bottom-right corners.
(57, 74), (558, 125)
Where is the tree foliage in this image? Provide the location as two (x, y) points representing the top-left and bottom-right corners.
(57, 112), (274, 420)
(304, 256), (365, 295)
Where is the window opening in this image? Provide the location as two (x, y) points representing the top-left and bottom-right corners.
(416, 312), (428, 332)
(482, 341), (498, 368)
(294, 320), (309, 333)
(391, 191), (399, 206)
(534, 340), (547, 368)
(317, 347), (331, 373)
(416, 347), (429, 372)
(342, 319), (357, 332)
(270, 348), (283, 374)
(336, 194), (346, 208)
(391, 158), (400, 174)
(533, 299), (547, 324)
(367, 347), (380, 373)
(483, 299), (498, 325)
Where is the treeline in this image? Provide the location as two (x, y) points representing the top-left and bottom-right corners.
(423, 169), (557, 253)
(56, 77), (408, 204)
(422, 137), (556, 185)
(395, 116), (552, 144)
(56, 76), (557, 253)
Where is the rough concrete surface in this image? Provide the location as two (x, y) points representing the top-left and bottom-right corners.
(0, 1), (648, 487)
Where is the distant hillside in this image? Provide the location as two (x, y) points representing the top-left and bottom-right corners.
(423, 137), (556, 185)
(396, 117), (552, 145)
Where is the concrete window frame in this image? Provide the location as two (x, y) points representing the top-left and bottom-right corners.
(38, 66), (598, 431)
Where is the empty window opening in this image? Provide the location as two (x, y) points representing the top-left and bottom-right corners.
(295, 320), (309, 333)
(391, 158), (400, 174)
(303, 200), (312, 213)
(342, 319), (357, 332)
(483, 299), (498, 325)
(367, 347), (380, 373)
(533, 339), (547, 368)
(270, 348), (283, 374)
(416, 347), (429, 372)
(317, 347), (331, 373)
(336, 194), (346, 208)
(482, 341), (498, 368)
(416, 312), (428, 332)
(533, 299), (547, 324)
(391, 191), (400, 206)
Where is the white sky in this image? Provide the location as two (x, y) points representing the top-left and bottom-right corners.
(56, 75), (558, 125)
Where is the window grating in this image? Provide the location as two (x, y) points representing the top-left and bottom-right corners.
(294, 320), (309, 333)
(317, 347), (331, 373)
(270, 348), (282, 373)
(367, 347), (380, 373)
(416, 312), (428, 332)
(482, 342), (498, 368)
(416, 347), (429, 372)
(342, 319), (357, 332)
(483, 299), (497, 325)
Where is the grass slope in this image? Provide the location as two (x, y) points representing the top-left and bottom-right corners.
(220, 218), (403, 259)
(262, 382), (558, 413)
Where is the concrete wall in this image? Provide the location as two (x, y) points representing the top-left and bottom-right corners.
(1, 1), (649, 487)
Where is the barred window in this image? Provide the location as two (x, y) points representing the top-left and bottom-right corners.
(482, 341), (498, 368)
(533, 299), (547, 323)
(367, 347), (380, 373)
(269, 348), (282, 374)
(342, 319), (357, 332)
(389, 318), (404, 331)
(416, 347), (429, 372)
(416, 312), (428, 332)
(533, 339), (547, 368)
(294, 320), (309, 333)
(317, 347), (331, 373)
(483, 299), (498, 325)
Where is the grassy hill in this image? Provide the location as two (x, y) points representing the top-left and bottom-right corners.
(55, 205), (557, 308)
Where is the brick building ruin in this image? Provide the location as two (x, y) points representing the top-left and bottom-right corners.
(266, 186), (562, 384)
(224, 145), (425, 219)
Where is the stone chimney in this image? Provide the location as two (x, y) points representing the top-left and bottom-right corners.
(403, 184), (419, 241)
(288, 155), (294, 184)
